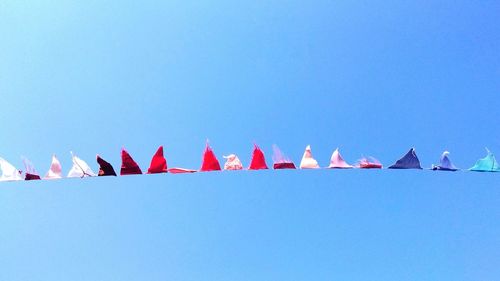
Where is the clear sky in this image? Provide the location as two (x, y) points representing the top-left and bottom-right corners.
(0, 1), (499, 280)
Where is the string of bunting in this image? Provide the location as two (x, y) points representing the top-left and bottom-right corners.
(0, 143), (498, 182)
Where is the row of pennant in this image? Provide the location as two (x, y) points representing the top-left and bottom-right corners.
(0, 143), (499, 182)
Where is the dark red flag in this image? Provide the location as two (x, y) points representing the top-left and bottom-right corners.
(25, 173), (41, 180)
(97, 155), (117, 176)
(120, 148), (142, 175)
(273, 162), (296, 169)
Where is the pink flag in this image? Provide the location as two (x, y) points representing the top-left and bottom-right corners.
(168, 167), (197, 174)
(328, 148), (353, 169)
(44, 155), (62, 179)
(300, 145), (320, 169)
(356, 157), (383, 169)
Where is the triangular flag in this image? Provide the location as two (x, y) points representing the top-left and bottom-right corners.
(67, 152), (96, 178)
(223, 154), (243, 170)
(44, 155), (63, 179)
(200, 142), (221, 172)
(470, 149), (500, 172)
(248, 144), (268, 170)
(120, 148), (142, 175)
(300, 145), (320, 169)
(432, 151), (458, 171)
(97, 155), (117, 176)
(25, 173), (41, 180)
(274, 162), (297, 169)
(22, 157), (41, 180)
(328, 148), (353, 168)
(388, 148), (422, 169)
(0, 157), (23, 181)
(272, 144), (296, 169)
(147, 146), (168, 174)
(356, 157), (383, 169)
(168, 167), (197, 174)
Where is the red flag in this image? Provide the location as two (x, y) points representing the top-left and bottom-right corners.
(147, 146), (168, 174)
(248, 144), (268, 170)
(120, 148), (142, 175)
(200, 143), (221, 172)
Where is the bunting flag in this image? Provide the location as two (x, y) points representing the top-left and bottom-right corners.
(248, 144), (268, 170)
(432, 151), (458, 171)
(147, 146), (168, 174)
(470, 149), (500, 172)
(120, 148), (142, 175)
(67, 152), (96, 178)
(44, 155), (63, 179)
(328, 148), (353, 169)
(356, 157), (383, 169)
(223, 154), (243, 170)
(272, 144), (296, 169)
(388, 148), (422, 169)
(200, 142), (221, 172)
(97, 155), (117, 176)
(0, 157), (23, 181)
(300, 145), (320, 169)
(23, 157), (41, 180)
(168, 167), (197, 174)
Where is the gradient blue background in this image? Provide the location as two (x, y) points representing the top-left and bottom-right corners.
(0, 1), (499, 280)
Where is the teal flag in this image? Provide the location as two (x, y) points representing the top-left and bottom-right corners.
(470, 150), (500, 172)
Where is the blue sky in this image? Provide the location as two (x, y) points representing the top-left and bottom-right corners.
(0, 1), (499, 280)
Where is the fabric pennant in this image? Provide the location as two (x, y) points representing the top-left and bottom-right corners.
(223, 154), (243, 170)
(300, 145), (320, 169)
(356, 157), (383, 169)
(147, 146), (168, 174)
(67, 152), (96, 178)
(248, 144), (268, 170)
(328, 148), (353, 169)
(274, 163), (297, 169)
(200, 142), (221, 172)
(44, 155), (63, 179)
(432, 151), (458, 171)
(0, 157), (23, 181)
(272, 144), (296, 169)
(470, 149), (500, 172)
(120, 148), (142, 175)
(23, 157), (41, 180)
(97, 155), (117, 176)
(388, 148), (422, 169)
(168, 167), (197, 174)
